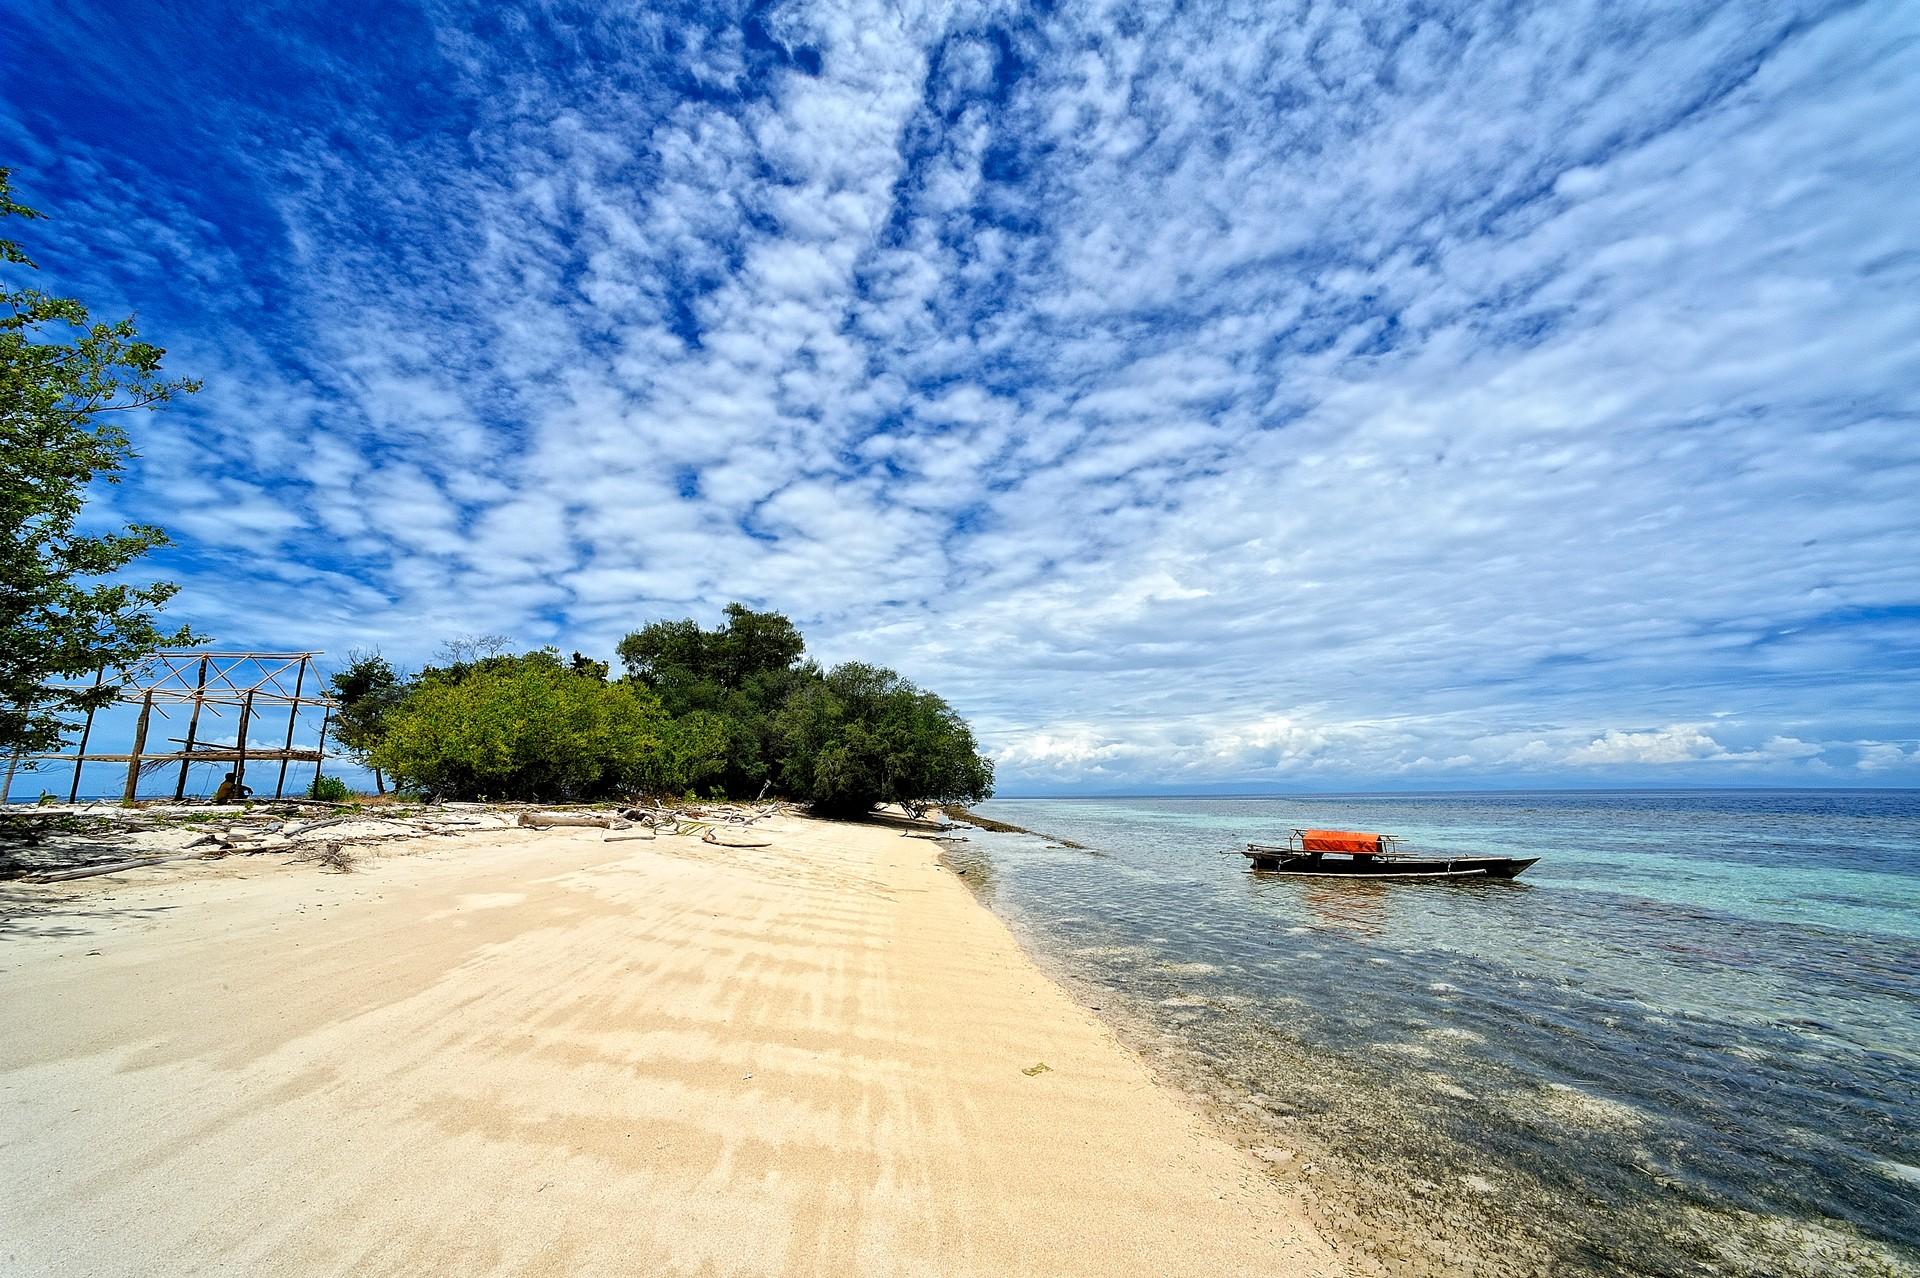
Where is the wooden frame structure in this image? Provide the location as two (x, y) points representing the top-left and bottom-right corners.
(2, 652), (336, 805)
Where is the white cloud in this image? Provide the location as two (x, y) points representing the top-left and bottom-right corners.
(8, 0), (1918, 790)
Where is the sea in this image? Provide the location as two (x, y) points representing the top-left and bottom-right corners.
(953, 791), (1920, 1278)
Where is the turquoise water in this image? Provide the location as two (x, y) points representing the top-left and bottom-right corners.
(962, 791), (1920, 1276)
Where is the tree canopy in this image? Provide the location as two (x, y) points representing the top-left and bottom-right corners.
(369, 650), (677, 803)
(775, 662), (994, 816)
(328, 650), (406, 791)
(617, 604), (814, 795)
(0, 168), (198, 757)
(351, 608), (993, 812)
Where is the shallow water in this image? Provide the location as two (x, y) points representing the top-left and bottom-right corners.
(961, 790), (1920, 1277)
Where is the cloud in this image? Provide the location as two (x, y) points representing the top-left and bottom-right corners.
(5, 0), (1918, 790)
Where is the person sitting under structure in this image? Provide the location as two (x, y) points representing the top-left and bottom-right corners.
(211, 772), (254, 804)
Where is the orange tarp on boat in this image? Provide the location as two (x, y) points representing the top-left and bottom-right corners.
(1300, 830), (1385, 855)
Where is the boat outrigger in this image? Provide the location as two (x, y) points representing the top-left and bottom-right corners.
(1242, 829), (1538, 880)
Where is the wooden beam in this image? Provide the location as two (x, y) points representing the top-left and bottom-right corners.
(18, 750), (323, 764)
(311, 705), (331, 798)
(233, 691), (254, 794)
(122, 689), (154, 804)
(274, 656), (308, 799)
(173, 655), (211, 800)
(68, 666), (105, 803)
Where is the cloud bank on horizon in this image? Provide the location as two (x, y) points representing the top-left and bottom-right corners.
(6, 0), (1918, 792)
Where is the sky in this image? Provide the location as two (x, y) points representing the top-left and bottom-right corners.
(5, 0), (1919, 794)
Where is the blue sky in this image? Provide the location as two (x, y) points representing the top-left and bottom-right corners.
(6, 0), (1918, 793)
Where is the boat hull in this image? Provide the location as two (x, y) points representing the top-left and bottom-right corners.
(1242, 847), (1539, 879)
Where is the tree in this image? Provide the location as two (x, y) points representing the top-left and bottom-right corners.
(436, 632), (514, 667)
(617, 604), (810, 793)
(774, 662), (994, 816)
(617, 603), (804, 709)
(327, 650), (406, 793)
(370, 650), (677, 801)
(1, 168), (200, 757)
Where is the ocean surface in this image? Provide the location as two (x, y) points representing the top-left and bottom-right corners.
(956, 791), (1920, 1277)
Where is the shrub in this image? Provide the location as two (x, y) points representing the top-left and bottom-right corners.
(353, 610), (995, 813)
(308, 774), (353, 802)
(370, 652), (675, 801)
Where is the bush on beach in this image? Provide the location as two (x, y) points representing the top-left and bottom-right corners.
(775, 662), (993, 817)
(355, 609), (993, 813)
(307, 774), (353, 802)
(369, 651), (678, 803)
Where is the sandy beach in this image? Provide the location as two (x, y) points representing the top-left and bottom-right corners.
(0, 813), (1341, 1277)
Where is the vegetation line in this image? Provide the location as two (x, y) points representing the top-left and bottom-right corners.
(940, 805), (1084, 848)
(329, 607), (994, 815)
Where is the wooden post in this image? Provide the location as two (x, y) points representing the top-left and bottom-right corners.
(68, 666), (106, 803)
(310, 705), (331, 797)
(234, 691), (254, 796)
(174, 655), (210, 800)
(122, 689), (155, 805)
(273, 656), (308, 799)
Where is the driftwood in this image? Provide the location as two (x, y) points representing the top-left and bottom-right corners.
(702, 829), (771, 849)
(282, 815), (361, 838)
(26, 853), (212, 883)
(602, 831), (657, 843)
(517, 811), (628, 831)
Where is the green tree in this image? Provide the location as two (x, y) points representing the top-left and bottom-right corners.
(617, 603), (804, 709)
(1, 169), (199, 757)
(327, 650), (406, 793)
(617, 604), (809, 794)
(659, 709), (732, 795)
(370, 650), (677, 801)
(774, 662), (993, 816)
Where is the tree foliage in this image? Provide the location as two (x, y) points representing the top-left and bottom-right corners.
(775, 662), (994, 816)
(0, 168), (199, 756)
(357, 609), (994, 812)
(617, 603), (812, 795)
(327, 650), (405, 789)
(369, 651), (675, 802)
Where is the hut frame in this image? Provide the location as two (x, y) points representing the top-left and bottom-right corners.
(2, 651), (337, 805)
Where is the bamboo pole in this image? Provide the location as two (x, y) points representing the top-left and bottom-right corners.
(122, 689), (155, 804)
(234, 691), (254, 795)
(68, 666), (106, 803)
(311, 705), (331, 797)
(173, 655), (210, 800)
(273, 656), (308, 799)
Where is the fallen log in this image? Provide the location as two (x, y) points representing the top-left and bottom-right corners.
(517, 811), (627, 830)
(26, 853), (212, 883)
(282, 815), (361, 837)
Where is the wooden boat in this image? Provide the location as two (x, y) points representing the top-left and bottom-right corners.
(1242, 829), (1538, 880)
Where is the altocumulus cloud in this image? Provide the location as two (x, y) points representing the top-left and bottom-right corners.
(5, 0), (1918, 791)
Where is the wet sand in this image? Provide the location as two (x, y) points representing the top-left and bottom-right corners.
(0, 814), (1341, 1277)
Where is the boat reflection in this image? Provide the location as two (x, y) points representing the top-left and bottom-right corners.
(1244, 872), (1529, 939)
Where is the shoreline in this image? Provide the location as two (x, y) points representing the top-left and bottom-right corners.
(945, 802), (1920, 1278)
(0, 811), (1341, 1277)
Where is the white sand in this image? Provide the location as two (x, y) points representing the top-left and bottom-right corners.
(0, 814), (1341, 1277)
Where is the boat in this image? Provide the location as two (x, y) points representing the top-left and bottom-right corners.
(1241, 829), (1538, 880)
